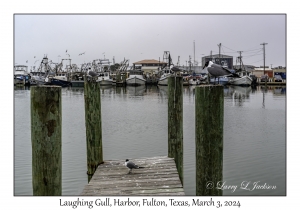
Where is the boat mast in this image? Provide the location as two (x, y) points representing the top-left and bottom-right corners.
(260, 42), (268, 75)
(217, 43), (221, 65)
(194, 40), (195, 66)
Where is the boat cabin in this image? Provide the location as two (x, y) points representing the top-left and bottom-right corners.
(128, 70), (144, 76)
(14, 65), (28, 75)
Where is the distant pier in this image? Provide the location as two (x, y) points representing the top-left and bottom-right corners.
(81, 156), (185, 196)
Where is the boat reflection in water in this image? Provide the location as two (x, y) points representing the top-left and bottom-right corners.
(223, 86), (251, 107)
(272, 86), (286, 95)
(126, 85), (146, 97)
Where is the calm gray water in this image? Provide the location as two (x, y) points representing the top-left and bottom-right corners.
(14, 85), (286, 196)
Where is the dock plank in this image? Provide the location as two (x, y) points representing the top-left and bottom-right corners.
(81, 156), (185, 196)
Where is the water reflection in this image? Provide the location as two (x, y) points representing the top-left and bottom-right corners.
(126, 85), (146, 97)
(14, 86), (30, 91)
(157, 86), (168, 103)
(255, 85), (286, 95)
(68, 87), (84, 95)
(14, 84), (286, 196)
(273, 86), (286, 95)
(231, 86), (251, 106)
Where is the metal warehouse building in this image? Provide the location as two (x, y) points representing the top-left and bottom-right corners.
(202, 54), (234, 69)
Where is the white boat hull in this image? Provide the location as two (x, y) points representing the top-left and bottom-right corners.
(229, 76), (252, 86)
(97, 79), (113, 86)
(158, 77), (168, 86)
(157, 74), (173, 86)
(96, 74), (113, 86)
(126, 75), (146, 86)
(30, 75), (46, 85)
(99, 80), (113, 86)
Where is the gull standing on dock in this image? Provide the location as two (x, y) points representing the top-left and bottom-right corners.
(203, 61), (240, 84)
(125, 159), (144, 174)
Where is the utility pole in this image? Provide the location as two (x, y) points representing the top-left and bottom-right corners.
(217, 43), (221, 65)
(260, 42), (268, 75)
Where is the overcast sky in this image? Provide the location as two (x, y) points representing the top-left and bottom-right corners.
(14, 14), (286, 69)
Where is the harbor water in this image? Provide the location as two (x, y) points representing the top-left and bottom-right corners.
(14, 85), (286, 196)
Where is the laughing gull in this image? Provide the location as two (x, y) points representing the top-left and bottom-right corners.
(203, 61), (240, 84)
(125, 159), (145, 174)
(171, 65), (181, 73)
(86, 68), (98, 81)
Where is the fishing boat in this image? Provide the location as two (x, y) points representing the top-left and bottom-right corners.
(47, 72), (72, 87)
(96, 71), (113, 86)
(228, 75), (252, 86)
(229, 54), (252, 86)
(157, 69), (173, 86)
(189, 74), (208, 85)
(182, 74), (191, 86)
(30, 72), (47, 86)
(126, 70), (146, 86)
(29, 56), (53, 86)
(189, 76), (200, 85)
(14, 65), (30, 86)
(228, 69), (252, 86)
(45, 57), (72, 87)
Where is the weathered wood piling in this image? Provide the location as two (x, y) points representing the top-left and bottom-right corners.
(31, 86), (62, 195)
(167, 76), (183, 184)
(195, 85), (224, 196)
(84, 81), (103, 181)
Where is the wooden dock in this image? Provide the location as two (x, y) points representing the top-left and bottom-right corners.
(81, 156), (185, 196)
(258, 81), (286, 85)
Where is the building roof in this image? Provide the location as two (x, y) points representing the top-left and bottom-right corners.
(254, 67), (273, 71)
(14, 65), (28, 67)
(203, 54), (233, 58)
(133, 59), (167, 65)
